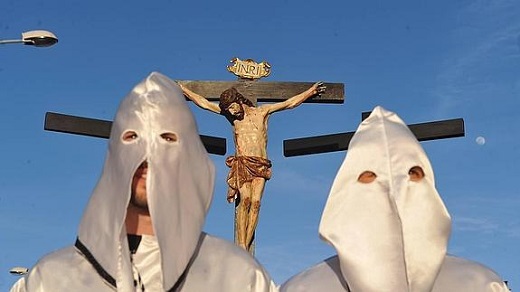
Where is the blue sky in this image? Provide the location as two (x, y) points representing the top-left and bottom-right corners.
(1, 0), (518, 290)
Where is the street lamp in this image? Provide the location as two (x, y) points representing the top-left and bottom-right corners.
(0, 30), (58, 47)
(9, 266), (29, 275)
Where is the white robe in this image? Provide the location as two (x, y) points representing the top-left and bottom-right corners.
(280, 255), (509, 292)
(11, 233), (277, 292)
(11, 72), (277, 292)
(281, 106), (508, 292)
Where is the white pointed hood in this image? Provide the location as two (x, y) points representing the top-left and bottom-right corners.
(319, 106), (451, 292)
(77, 72), (215, 290)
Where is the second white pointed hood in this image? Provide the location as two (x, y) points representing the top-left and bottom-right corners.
(76, 72), (215, 290)
(319, 106), (451, 292)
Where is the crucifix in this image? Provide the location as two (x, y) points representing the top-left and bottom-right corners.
(179, 58), (344, 253)
(283, 111), (465, 157)
(43, 57), (345, 254)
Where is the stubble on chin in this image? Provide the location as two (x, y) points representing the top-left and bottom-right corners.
(130, 193), (149, 212)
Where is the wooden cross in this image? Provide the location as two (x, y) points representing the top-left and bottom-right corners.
(283, 111), (465, 157)
(179, 79), (343, 254)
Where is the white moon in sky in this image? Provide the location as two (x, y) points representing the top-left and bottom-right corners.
(476, 136), (486, 145)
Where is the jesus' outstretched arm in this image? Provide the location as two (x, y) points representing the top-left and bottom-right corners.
(178, 83), (221, 114)
(264, 82), (326, 114)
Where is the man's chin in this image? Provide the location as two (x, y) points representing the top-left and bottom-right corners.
(129, 200), (150, 213)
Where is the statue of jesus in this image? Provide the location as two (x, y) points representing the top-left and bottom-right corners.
(179, 82), (325, 251)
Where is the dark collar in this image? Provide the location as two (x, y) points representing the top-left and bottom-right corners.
(127, 234), (143, 254)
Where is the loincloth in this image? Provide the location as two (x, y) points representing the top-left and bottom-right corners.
(225, 155), (272, 203)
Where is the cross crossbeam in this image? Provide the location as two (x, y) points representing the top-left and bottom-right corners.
(44, 112), (227, 155)
(283, 112), (465, 157)
(177, 80), (344, 104)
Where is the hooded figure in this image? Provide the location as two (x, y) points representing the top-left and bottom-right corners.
(11, 72), (277, 292)
(280, 106), (508, 292)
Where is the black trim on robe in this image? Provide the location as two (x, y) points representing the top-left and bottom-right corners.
(75, 238), (117, 288)
(127, 234), (143, 255)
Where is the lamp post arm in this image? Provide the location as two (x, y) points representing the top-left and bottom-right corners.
(0, 39), (25, 45)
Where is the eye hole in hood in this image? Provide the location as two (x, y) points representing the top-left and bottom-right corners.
(357, 170), (377, 184)
(408, 166), (424, 182)
(122, 130), (139, 142)
(160, 132), (178, 143)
